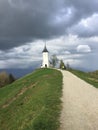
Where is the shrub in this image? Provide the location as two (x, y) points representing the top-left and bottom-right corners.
(0, 71), (15, 88)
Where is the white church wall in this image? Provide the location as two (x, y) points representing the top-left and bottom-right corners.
(42, 52), (49, 68)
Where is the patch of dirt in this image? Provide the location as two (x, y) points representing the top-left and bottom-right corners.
(88, 78), (98, 82)
(43, 75), (51, 78)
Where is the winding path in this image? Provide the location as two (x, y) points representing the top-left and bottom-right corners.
(60, 70), (98, 130)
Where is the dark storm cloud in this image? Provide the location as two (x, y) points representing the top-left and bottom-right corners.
(1, 0), (66, 36)
(0, 0), (65, 49)
(0, 0), (98, 50)
(0, 37), (33, 50)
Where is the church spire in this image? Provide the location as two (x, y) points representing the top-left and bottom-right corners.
(42, 43), (48, 52)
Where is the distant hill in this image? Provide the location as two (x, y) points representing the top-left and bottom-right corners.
(0, 68), (35, 78)
(0, 68), (62, 130)
(0, 71), (15, 88)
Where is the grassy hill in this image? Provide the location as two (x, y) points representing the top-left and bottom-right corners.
(70, 69), (98, 88)
(0, 68), (62, 130)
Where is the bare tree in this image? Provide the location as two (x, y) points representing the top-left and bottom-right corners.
(66, 62), (72, 70)
(50, 54), (59, 68)
(66, 62), (70, 70)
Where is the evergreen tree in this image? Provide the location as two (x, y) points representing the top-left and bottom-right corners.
(9, 74), (15, 83)
(59, 60), (66, 69)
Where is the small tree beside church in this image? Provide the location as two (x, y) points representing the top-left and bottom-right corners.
(50, 54), (58, 68)
(59, 60), (66, 69)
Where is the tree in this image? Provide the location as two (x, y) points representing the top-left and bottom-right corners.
(9, 74), (15, 83)
(50, 54), (58, 68)
(59, 60), (66, 70)
(66, 62), (70, 70)
(0, 72), (9, 87)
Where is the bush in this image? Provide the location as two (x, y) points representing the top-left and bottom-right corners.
(0, 71), (15, 88)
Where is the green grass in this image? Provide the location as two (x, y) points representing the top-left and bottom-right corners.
(89, 70), (98, 79)
(0, 68), (62, 130)
(69, 69), (98, 88)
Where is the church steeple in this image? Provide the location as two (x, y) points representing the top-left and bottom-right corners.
(42, 43), (48, 52)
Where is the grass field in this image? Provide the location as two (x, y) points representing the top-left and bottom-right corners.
(0, 68), (62, 130)
(70, 69), (98, 88)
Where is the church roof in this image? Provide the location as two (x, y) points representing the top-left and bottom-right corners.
(42, 44), (48, 52)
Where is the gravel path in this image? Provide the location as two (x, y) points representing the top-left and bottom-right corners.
(60, 70), (98, 130)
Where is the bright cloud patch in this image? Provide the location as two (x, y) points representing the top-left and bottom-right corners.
(77, 45), (91, 53)
(69, 14), (98, 37)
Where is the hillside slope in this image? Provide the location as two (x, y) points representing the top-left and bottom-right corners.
(0, 68), (62, 130)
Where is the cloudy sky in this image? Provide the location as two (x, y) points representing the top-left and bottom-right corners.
(0, 0), (98, 71)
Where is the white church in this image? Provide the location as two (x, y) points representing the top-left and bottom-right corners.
(41, 44), (50, 68)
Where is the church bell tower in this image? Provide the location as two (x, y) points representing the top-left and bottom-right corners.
(42, 44), (49, 68)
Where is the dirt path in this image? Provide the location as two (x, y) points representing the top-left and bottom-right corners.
(2, 82), (38, 108)
(60, 70), (98, 130)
